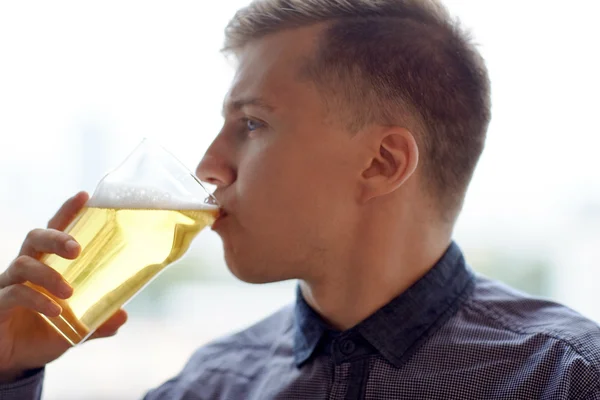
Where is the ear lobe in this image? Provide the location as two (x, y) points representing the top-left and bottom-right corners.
(360, 128), (419, 202)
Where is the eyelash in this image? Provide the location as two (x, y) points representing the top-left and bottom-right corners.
(242, 117), (265, 134)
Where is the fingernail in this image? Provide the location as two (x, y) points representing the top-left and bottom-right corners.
(65, 240), (79, 253)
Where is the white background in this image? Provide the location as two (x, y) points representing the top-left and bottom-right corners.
(1, 1), (599, 398)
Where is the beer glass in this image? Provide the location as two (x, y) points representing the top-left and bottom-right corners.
(26, 139), (219, 345)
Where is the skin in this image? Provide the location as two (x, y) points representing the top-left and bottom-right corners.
(0, 23), (455, 382)
(196, 24), (453, 330)
(0, 192), (127, 383)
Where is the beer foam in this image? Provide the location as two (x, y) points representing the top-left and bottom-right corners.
(87, 183), (217, 210)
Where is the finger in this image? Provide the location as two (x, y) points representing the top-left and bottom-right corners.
(0, 256), (72, 298)
(0, 284), (62, 317)
(47, 191), (89, 231)
(19, 229), (80, 260)
(90, 309), (128, 339)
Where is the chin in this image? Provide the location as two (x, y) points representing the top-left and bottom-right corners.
(224, 253), (292, 284)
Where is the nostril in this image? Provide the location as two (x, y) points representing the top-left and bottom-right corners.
(195, 151), (236, 188)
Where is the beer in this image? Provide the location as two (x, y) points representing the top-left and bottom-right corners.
(27, 186), (219, 345)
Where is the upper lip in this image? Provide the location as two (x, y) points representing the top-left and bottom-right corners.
(210, 191), (228, 218)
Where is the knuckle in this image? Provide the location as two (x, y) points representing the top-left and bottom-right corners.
(8, 256), (29, 281)
(13, 255), (30, 268)
(4, 284), (22, 299)
(50, 228), (65, 239)
(25, 228), (42, 242)
(52, 232), (69, 251)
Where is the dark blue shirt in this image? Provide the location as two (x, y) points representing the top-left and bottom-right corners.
(4, 242), (600, 399)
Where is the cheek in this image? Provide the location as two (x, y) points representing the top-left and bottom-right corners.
(237, 153), (311, 222)
(235, 142), (351, 242)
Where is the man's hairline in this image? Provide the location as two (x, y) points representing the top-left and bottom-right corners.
(222, 25), (368, 128)
(221, 24), (455, 225)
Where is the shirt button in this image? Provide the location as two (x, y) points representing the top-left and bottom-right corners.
(340, 339), (356, 355)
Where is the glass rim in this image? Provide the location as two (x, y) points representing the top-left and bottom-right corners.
(138, 137), (220, 208)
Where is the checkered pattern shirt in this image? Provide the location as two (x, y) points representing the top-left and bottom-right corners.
(3, 242), (600, 399)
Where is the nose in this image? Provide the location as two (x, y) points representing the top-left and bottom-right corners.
(195, 134), (236, 188)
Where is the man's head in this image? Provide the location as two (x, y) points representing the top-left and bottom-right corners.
(197, 0), (491, 283)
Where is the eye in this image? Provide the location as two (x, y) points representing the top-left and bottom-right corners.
(244, 118), (265, 132)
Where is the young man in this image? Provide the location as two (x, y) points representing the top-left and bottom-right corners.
(1, 0), (599, 399)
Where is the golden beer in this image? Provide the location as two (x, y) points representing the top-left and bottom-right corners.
(27, 204), (218, 345)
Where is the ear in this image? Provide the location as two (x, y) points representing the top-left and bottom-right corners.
(360, 127), (419, 202)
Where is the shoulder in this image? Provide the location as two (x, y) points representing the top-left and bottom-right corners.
(454, 276), (600, 397)
(414, 275), (600, 398)
(182, 305), (294, 379)
(144, 304), (295, 400)
(467, 276), (600, 359)
(185, 303), (295, 374)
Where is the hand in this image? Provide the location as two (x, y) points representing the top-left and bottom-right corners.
(0, 192), (128, 383)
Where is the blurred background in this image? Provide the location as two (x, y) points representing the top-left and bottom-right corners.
(0, 0), (599, 398)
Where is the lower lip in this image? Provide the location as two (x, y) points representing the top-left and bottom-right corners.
(211, 213), (228, 230)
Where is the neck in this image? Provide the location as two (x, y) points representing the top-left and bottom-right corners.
(300, 206), (452, 331)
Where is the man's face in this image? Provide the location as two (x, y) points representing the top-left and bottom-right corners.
(196, 26), (363, 283)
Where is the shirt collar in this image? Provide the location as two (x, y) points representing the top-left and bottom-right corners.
(293, 241), (475, 367)
(293, 284), (330, 366)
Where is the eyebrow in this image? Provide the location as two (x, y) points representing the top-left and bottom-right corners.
(222, 97), (276, 116)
